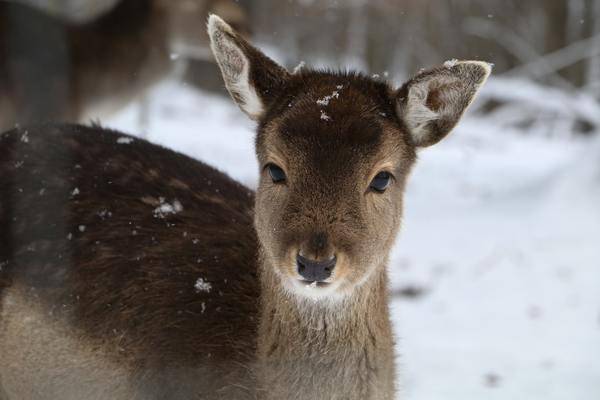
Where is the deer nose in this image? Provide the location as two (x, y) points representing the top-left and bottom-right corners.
(296, 254), (336, 282)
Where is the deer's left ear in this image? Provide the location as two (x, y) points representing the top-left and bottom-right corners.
(208, 14), (290, 120)
(396, 61), (491, 147)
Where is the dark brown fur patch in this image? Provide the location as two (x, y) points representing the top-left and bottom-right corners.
(0, 124), (259, 395)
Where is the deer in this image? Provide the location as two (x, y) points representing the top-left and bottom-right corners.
(0, 14), (490, 400)
(0, 0), (248, 131)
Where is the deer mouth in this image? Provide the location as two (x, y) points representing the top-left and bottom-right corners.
(297, 280), (331, 288)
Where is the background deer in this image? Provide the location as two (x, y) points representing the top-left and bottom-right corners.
(0, 14), (490, 400)
(0, 0), (249, 131)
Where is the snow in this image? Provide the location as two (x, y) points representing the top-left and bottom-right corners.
(316, 88), (340, 106)
(103, 79), (600, 400)
(444, 58), (459, 68)
(388, 121), (600, 400)
(194, 277), (212, 293)
(478, 77), (600, 134)
(153, 198), (183, 218)
(320, 110), (331, 121)
(292, 60), (306, 74)
(116, 136), (134, 144)
(97, 209), (112, 219)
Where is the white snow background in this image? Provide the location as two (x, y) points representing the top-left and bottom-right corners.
(104, 77), (600, 400)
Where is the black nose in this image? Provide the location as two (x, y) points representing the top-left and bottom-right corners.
(296, 254), (336, 282)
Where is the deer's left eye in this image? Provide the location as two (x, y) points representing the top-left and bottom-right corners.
(370, 171), (392, 193)
(267, 163), (286, 183)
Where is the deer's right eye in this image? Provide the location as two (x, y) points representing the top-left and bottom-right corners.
(267, 164), (286, 183)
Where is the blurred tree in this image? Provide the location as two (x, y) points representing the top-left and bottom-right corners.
(248, 0), (600, 93)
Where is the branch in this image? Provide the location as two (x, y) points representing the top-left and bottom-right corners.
(504, 34), (600, 81)
(463, 17), (576, 90)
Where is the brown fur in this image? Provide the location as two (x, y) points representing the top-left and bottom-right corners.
(0, 124), (259, 399)
(0, 15), (489, 400)
(246, 71), (416, 399)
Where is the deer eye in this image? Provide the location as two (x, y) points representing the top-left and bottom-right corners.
(267, 164), (286, 183)
(370, 171), (391, 193)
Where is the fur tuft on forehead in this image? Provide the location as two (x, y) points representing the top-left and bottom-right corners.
(257, 70), (407, 149)
(271, 70), (397, 120)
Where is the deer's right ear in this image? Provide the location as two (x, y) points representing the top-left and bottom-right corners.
(208, 14), (290, 120)
(396, 61), (491, 147)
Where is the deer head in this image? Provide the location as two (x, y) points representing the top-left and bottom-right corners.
(208, 15), (490, 301)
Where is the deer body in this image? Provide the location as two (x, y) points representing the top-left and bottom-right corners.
(0, 124), (259, 400)
(0, 15), (490, 400)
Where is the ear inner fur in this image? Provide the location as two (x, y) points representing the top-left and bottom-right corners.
(208, 14), (290, 120)
(396, 60), (491, 147)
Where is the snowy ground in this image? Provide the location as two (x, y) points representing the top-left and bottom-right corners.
(104, 79), (600, 400)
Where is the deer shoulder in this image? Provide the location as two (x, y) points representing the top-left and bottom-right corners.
(0, 123), (259, 399)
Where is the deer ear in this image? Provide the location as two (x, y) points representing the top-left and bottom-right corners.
(208, 14), (290, 120)
(396, 61), (491, 147)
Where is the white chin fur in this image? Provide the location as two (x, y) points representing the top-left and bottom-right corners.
(281, 276), (348, 302)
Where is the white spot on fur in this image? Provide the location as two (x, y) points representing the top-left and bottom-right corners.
(78, 225), (86, 232)
(71, 188), (80, 196)
(153, 198), (183, 218)
(292, 60), (305, 74)
(98, 209), (112, 219)
(194, 278), (212, 293)
(444, 58), (459, 68)
(316, 89), (340, 107)
(20, 131), (29, 143)
(116, 137), (134, 144)
(320, 110), (332, 121)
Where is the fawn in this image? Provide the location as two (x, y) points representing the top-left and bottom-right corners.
(0, 14), (490, 400)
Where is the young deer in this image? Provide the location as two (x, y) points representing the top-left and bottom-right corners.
(0, 15), (490, 400)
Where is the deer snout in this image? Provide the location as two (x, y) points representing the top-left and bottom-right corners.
(296, 253), (336, 282)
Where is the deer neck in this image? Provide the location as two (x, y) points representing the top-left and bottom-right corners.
(256, 253), (396, 400)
